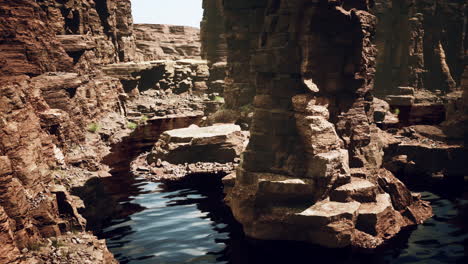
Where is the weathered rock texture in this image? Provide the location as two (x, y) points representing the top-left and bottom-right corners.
(373, 0), (466, 95)
(0, 74), (122, 263)
(371, 0), (467, 132)
(221, 1), (267, 110)
(0, 0), (134, 262)
(37, 0), (137, 67)
(200, 0), (229, 97)
(101, 59), (227, 121)
(201, 0), (434, 248)
(134, 24), (201, 61)
(201, 0), (227, 65)
(148, 124), (246, 164)
(102, 59), (210, 95)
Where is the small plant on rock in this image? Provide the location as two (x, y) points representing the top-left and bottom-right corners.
(140, 115), (149, 124)
(214, 96), (225, 103)
(87, 123), (101, 133)
(393, 108), (401, 116)
(51, 239), (64, 248)
(127, 122), (138, 130)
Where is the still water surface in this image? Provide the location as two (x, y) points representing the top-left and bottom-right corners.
(96, 173), (467, 264)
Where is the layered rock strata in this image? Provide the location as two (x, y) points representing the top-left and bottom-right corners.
(373, 0), (466, 95)
(101, 59), (228, 121)
(200, 0), (228, 96)
(0, 0), (135, 262)
(102, 59), (210, 95)
(217, 0), (433, 248)
(371, 0), (467, 133)
(134, 24), (201, 61)
(148, 124), (247, 165)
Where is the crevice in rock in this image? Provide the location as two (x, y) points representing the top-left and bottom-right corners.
(94, 0), (112, 35)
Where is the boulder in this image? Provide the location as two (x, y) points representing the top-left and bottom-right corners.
(295, 200), (361, 227)
(148, 124), (247, 164)
(356, 193), (403, 236)
(330, 177), (379, 203)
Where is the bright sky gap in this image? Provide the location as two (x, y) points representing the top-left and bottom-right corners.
(131, 0), (203, 28)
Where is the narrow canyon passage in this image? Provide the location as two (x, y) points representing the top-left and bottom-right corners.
(74, 120), (468, 264)
(1, 0), (467, 263)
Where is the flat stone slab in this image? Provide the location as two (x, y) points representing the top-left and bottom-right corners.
(385, 95), (415, 106)
(56, 35), (96, 52)
(148, 124), (246, 164)
(164, 124), (240, 142)
(358, 193), (393, 216)
(176, 59), (208, 65)
(330, 178), (378, 203)
(257, 177), (315, 204)
(294, 200), (361, 227)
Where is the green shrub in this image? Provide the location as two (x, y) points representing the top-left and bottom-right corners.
(127, 122), (138, 130)
(51, 239), (64, 248)
(87, 123), (101, 133)
(140, 115), (149, 124)
(214, 96), (225, 103)
(393, 108), (401, 115)
(240, 104), (253, 114)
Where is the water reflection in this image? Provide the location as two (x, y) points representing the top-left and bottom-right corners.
(94, 172), (468, 264)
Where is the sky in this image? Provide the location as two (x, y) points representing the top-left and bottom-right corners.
(131, 0), (203, 28)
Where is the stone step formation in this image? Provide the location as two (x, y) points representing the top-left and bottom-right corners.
(225, 167), (430, 248)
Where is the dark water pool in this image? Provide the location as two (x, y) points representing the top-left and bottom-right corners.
(91, 173), (468, 264)
(75, 119), (468, 264)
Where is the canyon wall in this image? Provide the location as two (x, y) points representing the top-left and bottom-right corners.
(0, 0), (135, 262)
(134, 24), (201, 61)
(371, 0), (467, 131)
(373, 0), (466, 96)
(201, 0), (227, 66)
(0, 0), (466, 261)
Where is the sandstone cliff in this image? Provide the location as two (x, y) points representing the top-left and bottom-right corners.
(0, 0), (135, 262)
(134, 24), (201, 61)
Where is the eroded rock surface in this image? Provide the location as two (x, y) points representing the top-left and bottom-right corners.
(0, 0), (136, 262)
(209, 0), (435, 248)
(134, 24), (201, 61)
(148, 124), (246, 164)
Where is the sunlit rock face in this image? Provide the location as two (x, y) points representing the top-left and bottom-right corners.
(148, 124), (246, 164)
(134, 24), (202, 61)
(201, 0), (434, 248)
(0, 0), (133, 262)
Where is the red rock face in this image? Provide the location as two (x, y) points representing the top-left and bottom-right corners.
(0, 0), (131, 262)
(134, 24), (202, 61)
(0, 0), (73, 77)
